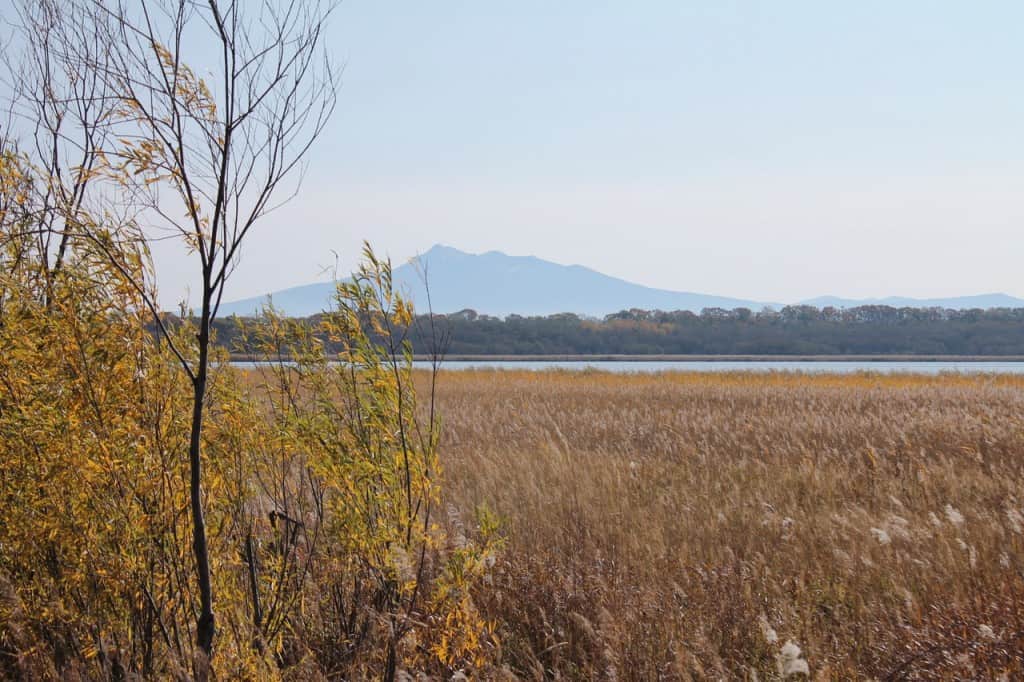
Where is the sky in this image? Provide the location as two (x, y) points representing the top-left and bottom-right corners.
(149, 1), (1024, 309)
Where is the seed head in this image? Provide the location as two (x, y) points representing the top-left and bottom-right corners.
(776, 640), (809, 678)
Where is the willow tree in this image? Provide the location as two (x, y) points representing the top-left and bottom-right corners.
(105, 0), (335, 659)
(21, 0), (338, 662)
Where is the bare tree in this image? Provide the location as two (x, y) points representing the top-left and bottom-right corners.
(2, 0), (121, 305)
(7, 0), (338, 668)
(102, 0), (336, 663)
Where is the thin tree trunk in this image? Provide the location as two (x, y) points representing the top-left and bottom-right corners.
(190, 303), (215, 663)
(384, 639), (397, 682)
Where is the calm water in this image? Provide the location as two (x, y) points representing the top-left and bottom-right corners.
(411, 360), (1024, 374)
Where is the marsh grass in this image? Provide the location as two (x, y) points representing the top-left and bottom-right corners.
(428, 370), (1024, 679)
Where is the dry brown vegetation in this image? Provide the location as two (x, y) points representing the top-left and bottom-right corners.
(429, 370), (1024, 680)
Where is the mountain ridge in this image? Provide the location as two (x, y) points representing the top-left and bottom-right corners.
(217, 245), (1024, 318)
(798, 293), (1024, 310)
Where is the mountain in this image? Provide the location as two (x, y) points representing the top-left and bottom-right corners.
(218, 245), (1024, 318)
(218, 245), (775, 318)
(800, 294), (1024, 310)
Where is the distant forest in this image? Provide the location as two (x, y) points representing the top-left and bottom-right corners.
(214, 304), (1024, 356)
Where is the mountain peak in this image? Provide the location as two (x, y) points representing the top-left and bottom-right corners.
(418, 243), (464, 257)
(221, 245), (770, 317)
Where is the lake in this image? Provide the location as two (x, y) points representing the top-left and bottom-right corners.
(412, 360), (1024, 374)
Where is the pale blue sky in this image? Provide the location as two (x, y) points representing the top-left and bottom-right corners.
(154, 1), (1024, 307)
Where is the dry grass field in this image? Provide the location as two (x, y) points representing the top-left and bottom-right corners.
(428, 370), (1024, 680)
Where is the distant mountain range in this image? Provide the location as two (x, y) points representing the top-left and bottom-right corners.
(799, 294), (1024, 310)
(218, 245), (1024, 318)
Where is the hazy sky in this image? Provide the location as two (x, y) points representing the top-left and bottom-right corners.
(152, 1), (1024, 308)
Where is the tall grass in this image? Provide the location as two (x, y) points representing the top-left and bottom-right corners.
(430, 370), (1024, 679)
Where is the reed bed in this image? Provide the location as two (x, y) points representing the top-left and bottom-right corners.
(427, 370), (1024, 679)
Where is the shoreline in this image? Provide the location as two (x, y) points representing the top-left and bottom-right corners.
(229, 353), (1024, 363)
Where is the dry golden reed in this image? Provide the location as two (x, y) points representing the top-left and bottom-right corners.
(427, 369), (1024, 680)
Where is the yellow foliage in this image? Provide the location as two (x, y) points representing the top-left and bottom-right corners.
(233, 242), (500, 676)
(0, 162), (500, 680)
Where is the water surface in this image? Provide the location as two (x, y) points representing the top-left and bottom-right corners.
(413, 360), (1024, 374)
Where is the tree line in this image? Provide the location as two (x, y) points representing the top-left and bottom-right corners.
(215, 304), (1024, 356)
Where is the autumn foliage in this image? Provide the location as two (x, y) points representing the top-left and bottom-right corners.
(0, 142), (498, 678)
(6, 129), (1024, 678)
(3, 1), (1023, 678)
